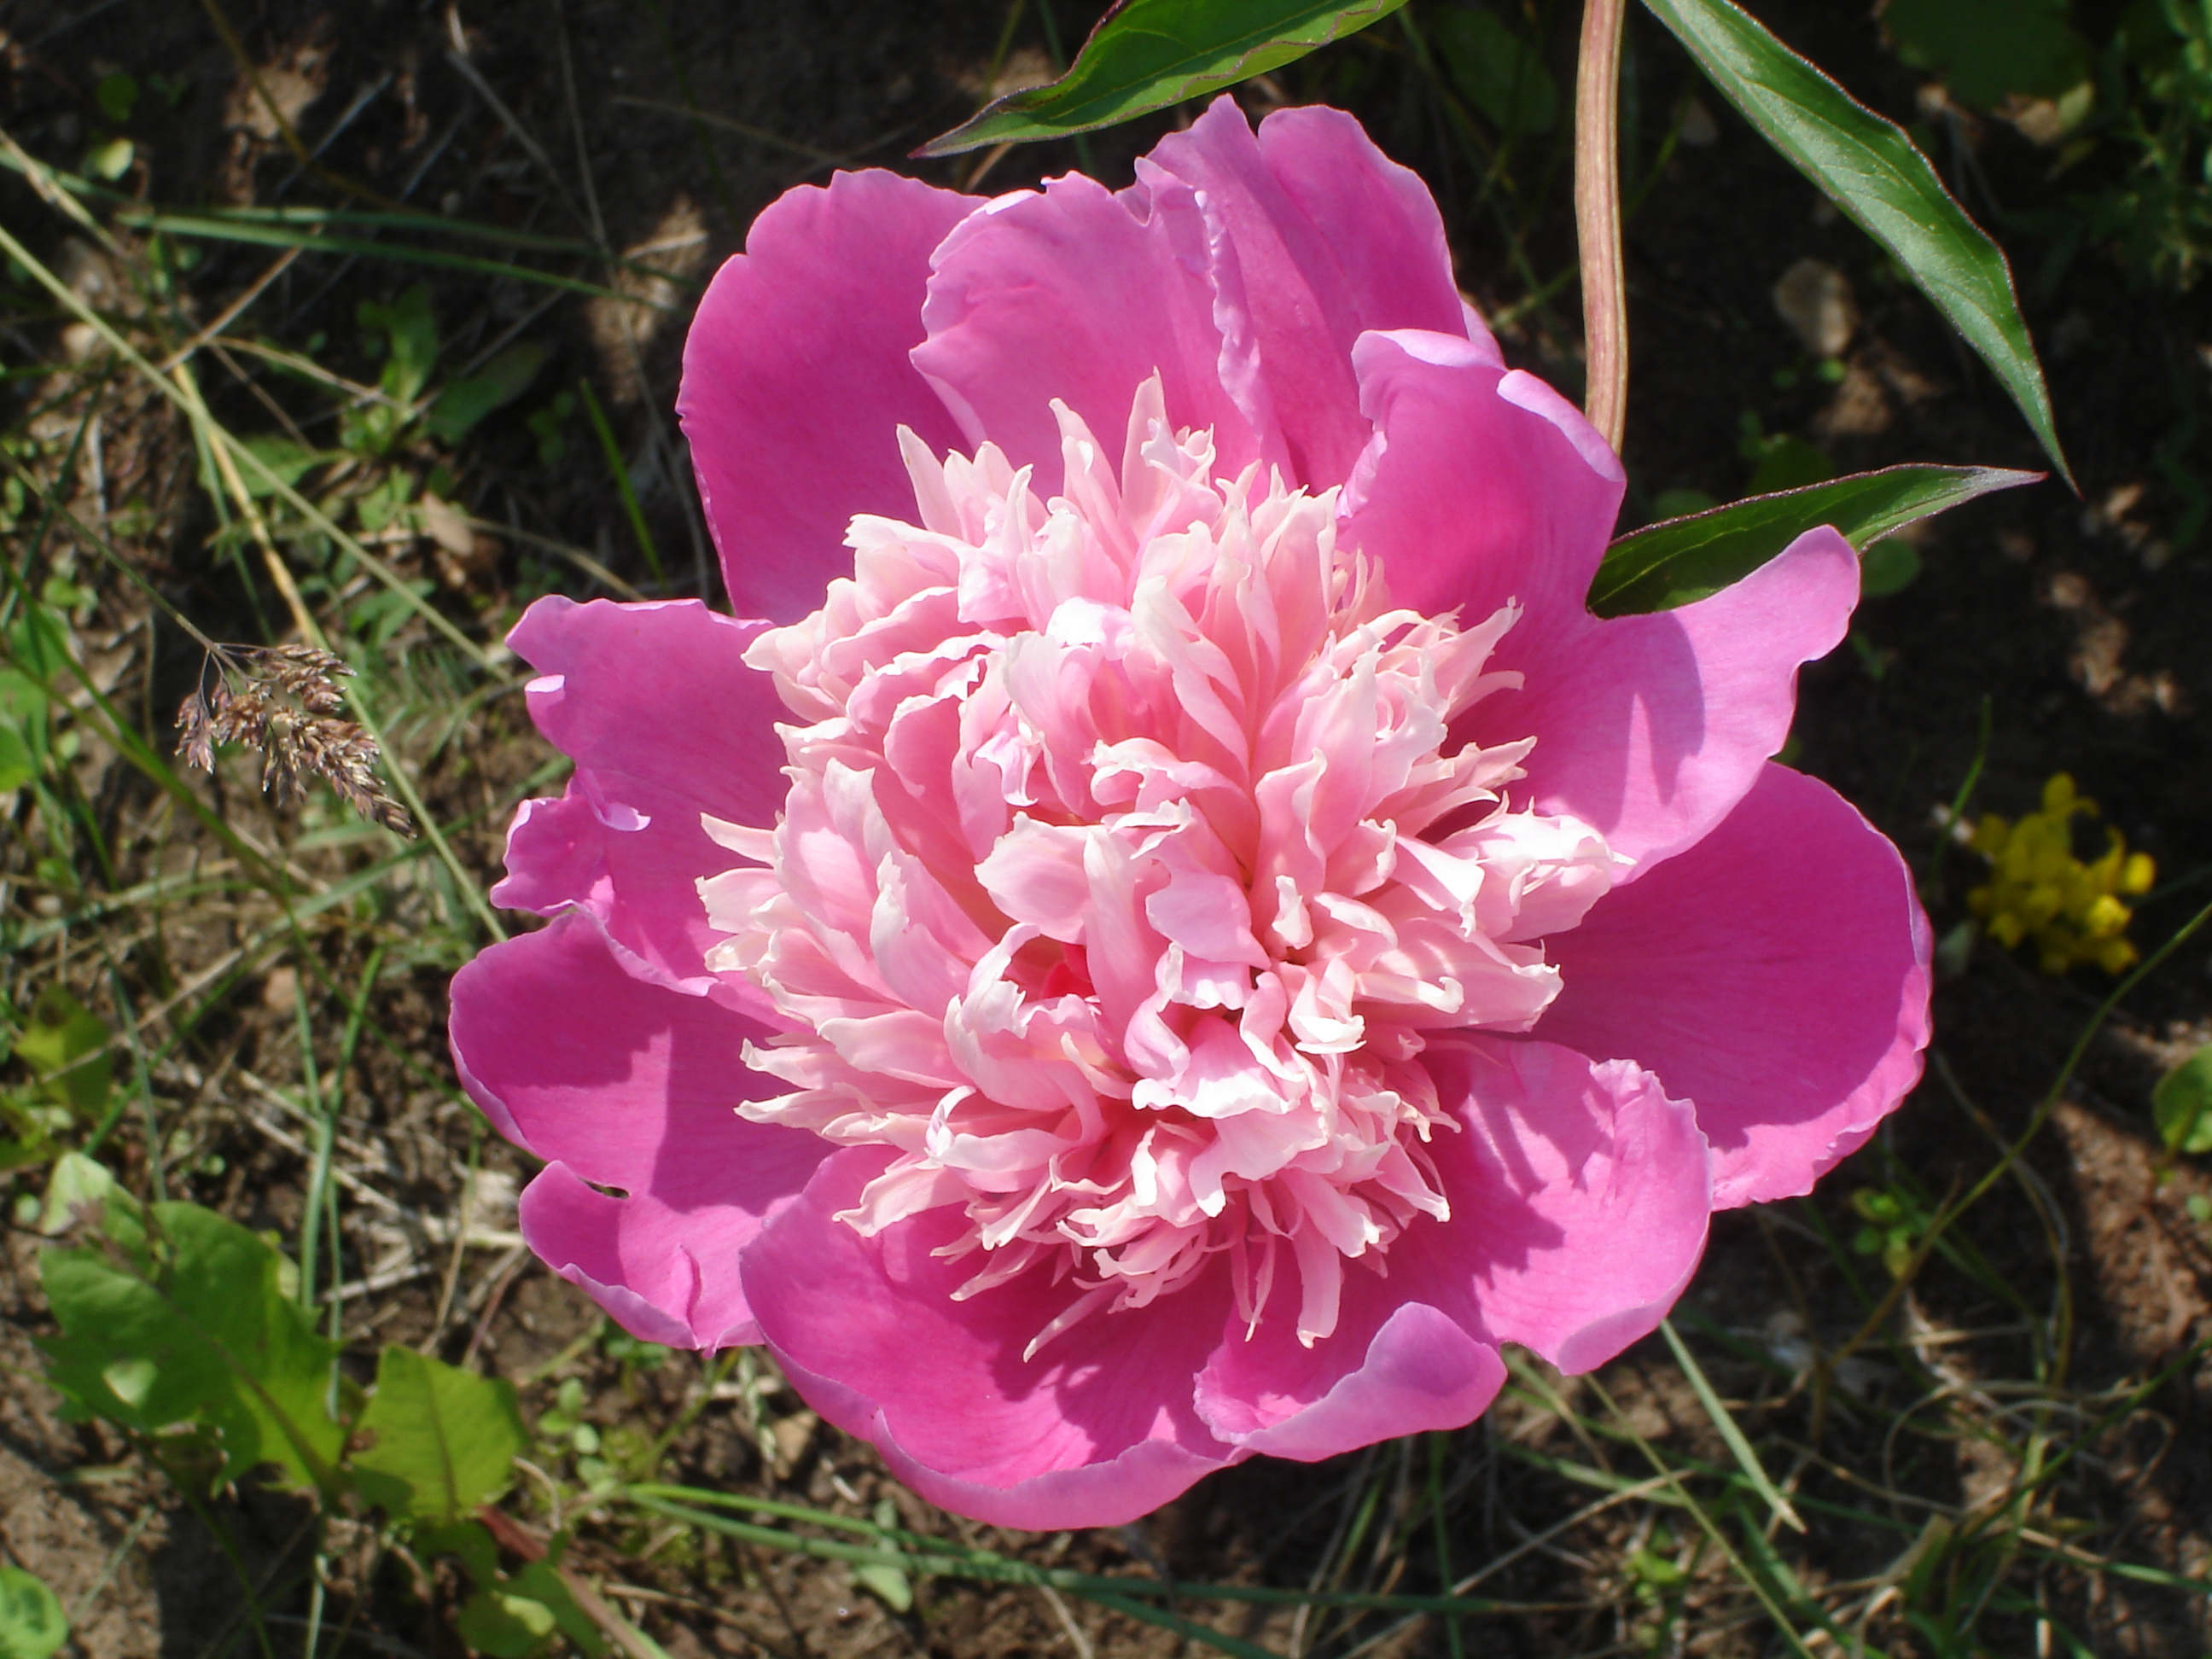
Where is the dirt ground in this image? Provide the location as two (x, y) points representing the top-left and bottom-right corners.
(4, 0), (2212, 1656)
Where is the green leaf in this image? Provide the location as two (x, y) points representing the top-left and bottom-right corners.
(15, 986), (111, 1118)
(1432, 6), (1556, 134)
(853, 1562), (915, 1613)
(2155, 1045), (2212, 1155)
(1858, 537), (1923, 598)
(454, 1590), (560, 1658)
(94, 73), (140, 125)
(428, 342), (546, 445)
(917, 0), (1410, 156)
(0, 724), (35, 793)
(1883, 0), (2087, 107)
(38, 1201), (345, 1494)
(234, 434), (333, 499)
(504, 1561), (608, 1657)
(1743, 435), (1833, 496)
(0, 1565), (67, 1659)
(351, 1345), (526, 1525)
(1639, 0), (2072, 485)
(1590, 463), (2036, 615)
(358, 283), (439, 407)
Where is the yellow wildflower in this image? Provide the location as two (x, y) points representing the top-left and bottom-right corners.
(1966, 773), (2155, 975)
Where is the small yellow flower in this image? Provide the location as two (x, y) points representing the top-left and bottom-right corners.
(1965, 772), (2153, 976)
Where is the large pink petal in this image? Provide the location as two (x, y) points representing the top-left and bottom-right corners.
(911, 170), (1268, 497)
(679, 170), (977, 621)
(1344, 329), (1621, 630)
(495, 597), (783, 1005)
(743, 1149), (1239, 1528)
(449, 912), (826, 1348)
(1499, 530), (1860, 873)
(1539, 762), (1932, 1208)
(1425, 1038), (1711, 1372)
(1142, 100), (1471, 486)
(1345, 331), (1860, 869)
(1196, 1296), (1505, 1462)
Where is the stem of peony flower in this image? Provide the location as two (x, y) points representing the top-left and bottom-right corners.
(1575, 0), (1629, 452)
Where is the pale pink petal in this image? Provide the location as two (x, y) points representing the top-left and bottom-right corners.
(1423, 1038), (1711, 1372)
(449, 911), (827, 1348)
(743, 1149), (1239, 1528)
(497, 597), (783, 1004)
(1141, 100), (1470, 485)
(679, 170), (977, 620)
(1539, 762), (1932, 1208)
(911, 172), (1266, 498)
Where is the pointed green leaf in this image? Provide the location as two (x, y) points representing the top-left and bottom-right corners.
(1591, 463), (2037, 615)
(351, 1345), (526, 1525)
(38, 1202), (344, 1494)
(0, 1566), (67, 1659)
(428, 343), (546, 445)
(1639, 0), (2072, 485)
(2155, 1045), (2212, 1155)
(917, 0), (1409, 157)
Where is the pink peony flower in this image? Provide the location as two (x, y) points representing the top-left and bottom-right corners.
(450, 99), (1930, 1529)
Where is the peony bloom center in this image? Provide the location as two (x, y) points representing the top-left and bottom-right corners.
(701, 378), (1621, 1352)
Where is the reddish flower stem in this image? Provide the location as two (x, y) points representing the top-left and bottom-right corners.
(1575, 0), (1629, 452)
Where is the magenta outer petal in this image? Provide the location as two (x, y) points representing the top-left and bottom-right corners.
(1345, 334), (1859, 868)
(743, 1149), (1242, 1528)
(1503, 528), (1861, 873)
(518, 1165), (760, 1349)
(1540, 762), (1933, 1208)
(912, 171), (1270, 495)
(1196, 1300), (1506, 1462)
(678, 170), (977, 620)
(496, 597), (783, 1009)
(1141, 100), (1470, 486)
(1344, 329), (1622, 629)
(448, 911), (827, 1348)
(1424, 1039), (1712, 1373)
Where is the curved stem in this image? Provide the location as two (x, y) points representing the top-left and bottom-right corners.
(1575, 0), (1629, 452)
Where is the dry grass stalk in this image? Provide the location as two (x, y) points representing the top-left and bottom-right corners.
(174, 643), (415, 836)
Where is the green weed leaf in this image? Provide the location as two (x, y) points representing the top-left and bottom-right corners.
(358, 283), (439, 406)
(2155, 1045), (2212, 1155)
(352, 1346), (526, 1525)
(854, 1561), (915, 1612)
(1433, 6), (1556, 133)
(14, 986), (111, 1118)
(94, 73), (139, 125)
(454, 1590), (560, 1658)
(1883, 0), (2087, 107)
(428, 343), (546, 445)
(38, 1202), (344, 1494)
(0, 1565), (67, 1659)
(233, 434), (331, 499)
(1639, 0), (2072, 485)
(1590, 463), (2036, 615)
(917, 0), (1409, 156)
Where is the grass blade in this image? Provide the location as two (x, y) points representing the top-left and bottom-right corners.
(1659, 1318), (1805, 1533)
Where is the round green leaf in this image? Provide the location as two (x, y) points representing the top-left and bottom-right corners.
(0, 1565), (68, 1659)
